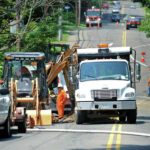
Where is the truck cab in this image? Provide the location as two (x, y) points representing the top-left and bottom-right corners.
(85, 8), (102, 27)
(74, 44), (141, 124)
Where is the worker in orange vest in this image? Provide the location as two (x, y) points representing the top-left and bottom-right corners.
(56, 83), (67, 119)
(148, 78), (150, 96)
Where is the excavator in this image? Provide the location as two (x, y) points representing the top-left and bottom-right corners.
(45, 43), (79, 112)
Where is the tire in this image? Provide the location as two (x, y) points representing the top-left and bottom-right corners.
(119, 116), (126, 123)
(3, 115), (12, 138)
(86, 24), (89, 27)
(18, 117), (27, 133)
(100, 23), (102, 27)
(127, 109), (137, 124)
(75, 110), (84, 124)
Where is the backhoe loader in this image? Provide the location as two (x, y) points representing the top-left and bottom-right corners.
(2, 52), (52, 127)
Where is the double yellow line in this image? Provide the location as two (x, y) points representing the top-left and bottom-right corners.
(106, 124), (123, 150)
(106, 5), (126, 149)
(122, 29), (126, 46)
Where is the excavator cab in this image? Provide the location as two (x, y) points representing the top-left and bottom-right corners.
(2, 52), (51, 126)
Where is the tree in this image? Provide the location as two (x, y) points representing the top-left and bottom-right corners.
(138, 0), (150, 37)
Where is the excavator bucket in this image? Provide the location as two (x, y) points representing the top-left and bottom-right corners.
(27, 109), (52, 126)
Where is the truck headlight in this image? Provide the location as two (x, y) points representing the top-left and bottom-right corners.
(76, 93), (86, 98)
(86, 18), (89, 21)
(125, 92), (135, 97)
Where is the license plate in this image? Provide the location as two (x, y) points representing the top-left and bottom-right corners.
(101, 103), (111, 108)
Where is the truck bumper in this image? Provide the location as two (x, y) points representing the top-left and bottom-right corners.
(86, 21), (101, 25)
(75, 100), (136, 111)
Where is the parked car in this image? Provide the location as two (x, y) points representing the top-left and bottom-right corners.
(0, 86), (12, 138)
(102, 3), (109, 9)
(112, 6), (120, 13)
(126, 16), (141, 30)
(130, 3), (136, 9)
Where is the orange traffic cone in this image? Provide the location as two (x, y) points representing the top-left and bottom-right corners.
(116, 21), (119, 28)
(141, 56), (145, 62)
(97, 23), (100, 28)
(89, 23), (91, 29)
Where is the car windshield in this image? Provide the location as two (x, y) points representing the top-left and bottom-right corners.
(80, 61), (130, 82)
(87, 11), (101, 16)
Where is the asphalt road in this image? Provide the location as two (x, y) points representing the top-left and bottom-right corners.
(1, 1), (150, 150)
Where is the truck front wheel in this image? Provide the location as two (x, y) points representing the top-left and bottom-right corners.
(127, 109), (137, 124)
(75, 110), (85, 124)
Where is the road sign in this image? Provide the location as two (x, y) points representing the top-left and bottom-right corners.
(65, 6), (70, 10)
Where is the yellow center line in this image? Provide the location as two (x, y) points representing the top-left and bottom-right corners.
(122, 29), (126, 46)
(106, 124), (117, 150)
(116, 124), (123, 150)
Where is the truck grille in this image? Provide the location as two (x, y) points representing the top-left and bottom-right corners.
(90, 17), (96, 21)
(91, 89), (118, 101)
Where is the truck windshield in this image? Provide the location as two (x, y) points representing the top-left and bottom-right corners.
(87, 11), (101, 16)
(80, 61), (130, 82)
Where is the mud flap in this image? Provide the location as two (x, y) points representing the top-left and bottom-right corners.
(26, 109), (52, 126)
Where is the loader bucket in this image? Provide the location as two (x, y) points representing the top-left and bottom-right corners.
(26, 109), (52, 126)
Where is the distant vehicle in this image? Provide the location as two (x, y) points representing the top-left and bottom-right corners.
(130, 3), (136, 9)
(102, 3), (109, 9)
(112, 13), (121, 22)
(126, 16), (141, 30)
(112, 6), (120, 13)
(115, 3), (121, 9)
(85, 8), (102, 27)
(0, 86), (12, 138)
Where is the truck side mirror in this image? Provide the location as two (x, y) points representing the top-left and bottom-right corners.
(84, 12), (86, 17)
(76, 74), (80, 80)
(0, 87), (9, 95)
(136, 63), (141, 81)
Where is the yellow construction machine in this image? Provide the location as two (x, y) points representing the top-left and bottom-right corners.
(2, 52), (52, 128)
(46, 43), (79, 112)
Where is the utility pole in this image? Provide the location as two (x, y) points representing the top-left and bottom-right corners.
(75, 0), (78, 26)
(78, 0), (81, 26)
(58, 0), (63, 41)
(16, 0), (21, 51)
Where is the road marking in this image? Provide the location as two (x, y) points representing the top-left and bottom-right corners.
(106, 124), (116, 150)
(27, 128), (150, 137)
(116, 124), (123, 150)
(122, 30), (126, 47)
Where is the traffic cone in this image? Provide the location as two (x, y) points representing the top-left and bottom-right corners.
(141, 56), (145, 62)
(97, 23), (100, 28)
(89, 23), (91, 29)
(116, 21), (119, 28)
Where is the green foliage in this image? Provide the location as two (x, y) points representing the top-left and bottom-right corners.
(22, 16), (58, 52)
(138, 6), (150, 37)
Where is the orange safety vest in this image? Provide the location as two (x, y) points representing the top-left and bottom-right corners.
(56, 89), (67, 118)
(148, 78), (150, 87)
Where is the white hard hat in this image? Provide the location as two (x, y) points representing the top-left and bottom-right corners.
(58, 83), (63, 88)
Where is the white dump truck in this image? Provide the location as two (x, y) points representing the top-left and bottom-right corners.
(74, 44), (141, 124)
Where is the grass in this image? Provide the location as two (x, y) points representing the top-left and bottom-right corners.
(53, 21), (86, 44)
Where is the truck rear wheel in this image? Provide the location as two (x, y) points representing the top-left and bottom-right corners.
(75, 110), (85, 124)
(119, 116), (126, 123)
(3, 115), (12, 138)
(127, 109), (137, 124)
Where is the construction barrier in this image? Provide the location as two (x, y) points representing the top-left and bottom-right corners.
(89, 23), (91, 29)
(141, 52), (146, 62)
(97, 23), (100, 28)
(116, 22), (119, 28)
